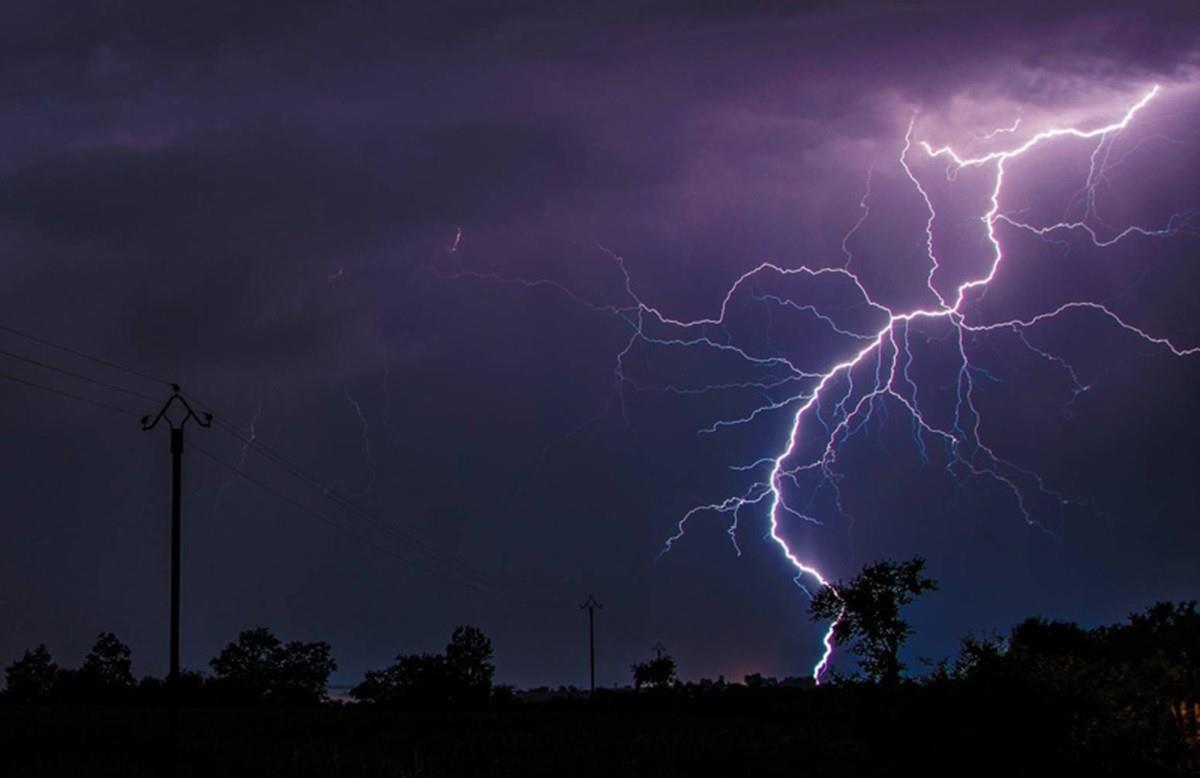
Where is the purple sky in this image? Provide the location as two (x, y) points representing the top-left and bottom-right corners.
(1, 1), (1198, 688)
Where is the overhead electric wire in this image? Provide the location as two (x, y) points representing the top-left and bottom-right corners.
(209, 415), (576, 610)
(0, 368), (144, 418)
(0, 345), (161, 403)
(190, 442), (522, 608)
(213, 418), (468, 559)
(208, 417), (524, 599)
(0, 322), (171, 387)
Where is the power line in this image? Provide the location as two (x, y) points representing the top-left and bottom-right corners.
(208, 415), (575, 610)
(190, 442), (512, 604)
(0, 368), (143, 418)
(212, 419), (465, 558)
(0, 322), (171, 387)
(211, 420), (517, 590)
(0, 345), (160, 403)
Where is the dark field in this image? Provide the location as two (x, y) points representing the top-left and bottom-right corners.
(3, 686), (1195, 777)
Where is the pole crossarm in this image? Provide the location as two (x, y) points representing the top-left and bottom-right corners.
(141, 385), (213, 432)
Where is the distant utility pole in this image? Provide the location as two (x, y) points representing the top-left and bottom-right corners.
(142, 385), (211, 690)
(653, 642), (666, 660)
(581, 594), (602, 694)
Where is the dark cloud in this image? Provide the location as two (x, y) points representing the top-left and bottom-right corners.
(0, 113), (600, 238)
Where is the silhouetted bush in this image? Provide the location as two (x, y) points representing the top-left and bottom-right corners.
(209, 627), (336, 705)
(631, 654), (677, 690)
(351, 625), (495, 708)
(135, 669), (210, 706)
(352, 652), (450, 707)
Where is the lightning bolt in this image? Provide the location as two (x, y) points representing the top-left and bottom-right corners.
(841, 167), (873, 269)
(328, 387), (377, 499)
(972, 116), (1022, 141)
(454, 84), (1195, 682)
(212, 398), (263, 516)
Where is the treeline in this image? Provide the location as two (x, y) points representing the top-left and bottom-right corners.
(931, 602), (1200, 765)
(597, 595), (1199, 772)
(2, 572), (1198, 766)
(5, 603), (1198, 718)
(2, 627), (336, 706)
(3, 559), (1197, 773)
(1, 625), (500, 708)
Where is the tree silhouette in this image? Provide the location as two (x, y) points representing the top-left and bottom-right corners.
(211, 627), (281, 700)
(49, 632), (138, 702)
(952, 631), (1006, 681)
(3, 645), (58, 703)
(810, 556), (938, 685)
(80, 632), (135, 692)
(445, 625), (495, 703)
(275, 638), (339, 703)
(351, 625), (495, 707)
(352, 653), (449, 706)
(210, 627), (336, 704)
(631, 654), (677, 690)
(945, 602), (1200, 767)
(1116, 601), (1200, 705)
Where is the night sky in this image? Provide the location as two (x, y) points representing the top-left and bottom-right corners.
(2, 1), (1199, 690)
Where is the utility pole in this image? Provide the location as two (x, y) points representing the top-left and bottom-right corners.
(580, 594), (602, 694)
(142, 385), (211, 691)
(652, 642), (666, 660)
